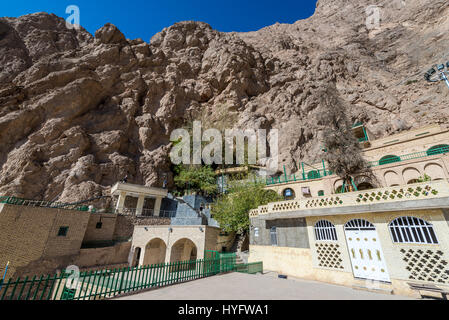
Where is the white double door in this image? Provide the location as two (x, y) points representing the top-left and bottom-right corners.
(345, 228), (391, 282)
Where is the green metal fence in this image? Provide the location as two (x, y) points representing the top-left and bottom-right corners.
(0, 196), (90, 212)
(259, 145), (449, 187)
(234, 262), (263, 275)
(0, 256), (239, 301)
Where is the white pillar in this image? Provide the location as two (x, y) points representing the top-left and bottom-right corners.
(136, 195), (145, 216)
(154, 197), (162, 217)
(116, 192), (127, 214)
(139, 248), (145, 266)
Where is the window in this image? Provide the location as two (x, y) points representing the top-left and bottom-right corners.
(315, 220), (338, 241)
(58, 227), (69, 237)
(318, 190), (325, 197)
(270, 227), (278, 246)
(345, 219), (375, 231)
(427, 145), (449, 156)
(96, 222), (103, 229)
(283, 188), (295, 200)
(254, 228), (259, 238)
(389, 217), (438, 244)
(308, 171), (321, 180)
(379, 155), (401, 166)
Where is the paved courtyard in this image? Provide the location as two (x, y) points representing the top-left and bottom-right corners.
(116, 272), (414, 300)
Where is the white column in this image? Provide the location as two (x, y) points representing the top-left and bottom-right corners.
(115, 192), (127, 214)
(136, 195), (145, 216)
(139, 248), (145, 266)
(154, 197), (162, 217)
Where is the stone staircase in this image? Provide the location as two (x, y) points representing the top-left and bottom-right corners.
(230, 233), (250, 264)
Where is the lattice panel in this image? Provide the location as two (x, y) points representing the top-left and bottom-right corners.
(356, 185), (439, 203)
(400, 248), (449, 284)
(272, 201), (300, 212)
(305, 197), (343, 208)
(316, 243), (344, 270)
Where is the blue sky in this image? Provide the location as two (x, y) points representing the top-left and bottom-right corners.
(1, 0), (318, 41)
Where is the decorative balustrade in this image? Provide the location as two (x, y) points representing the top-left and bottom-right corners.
(249, 181), (449, 218)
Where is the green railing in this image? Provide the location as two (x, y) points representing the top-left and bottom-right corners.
(260, 169), (333, 186)
(0, 196), (91, 212)
(367, 145), (449, 168)
(0, 256), (239, 301)
(261, 145), (449, 187)
(234, 262), (263, 275)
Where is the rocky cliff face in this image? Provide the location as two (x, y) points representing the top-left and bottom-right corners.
(0, 0), (448, 202)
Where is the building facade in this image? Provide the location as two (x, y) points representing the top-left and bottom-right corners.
(265, 124), (449, 200)
(248, 125), (449, 298)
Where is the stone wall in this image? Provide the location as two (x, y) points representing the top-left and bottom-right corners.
(251, 217), (310, 249)
(74, 242), (131, 267)
(249, 208), (449, 298)
(0, 203), (90, 279)
(82, 213), (118, 245)
(112, 215), (170, 242)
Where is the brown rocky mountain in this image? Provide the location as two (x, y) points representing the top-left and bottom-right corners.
(0, 0), (448, 202)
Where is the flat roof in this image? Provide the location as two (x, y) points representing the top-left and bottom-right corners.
(111, 182), (168, 198)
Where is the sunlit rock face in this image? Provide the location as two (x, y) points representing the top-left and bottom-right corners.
(0, 0), (448, 202)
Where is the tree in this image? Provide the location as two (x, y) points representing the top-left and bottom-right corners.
(173, 165), (218, 196)
(317, 84), (368, 192)
(211, 179), (282, 234)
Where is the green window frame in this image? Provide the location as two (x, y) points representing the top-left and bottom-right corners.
(58, 226), (69, 237)
(427, 145), (449, 156)
(379, 155), (401, 166)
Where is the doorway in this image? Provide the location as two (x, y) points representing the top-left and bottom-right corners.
(344, 219), (391, 282)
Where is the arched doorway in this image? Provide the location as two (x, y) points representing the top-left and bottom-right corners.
(344, 219), (390, 282)
(170, 238), (198, 263)
(143, 238), (167, 266)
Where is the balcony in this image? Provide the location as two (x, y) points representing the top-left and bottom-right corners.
(249, 180), (449, 219)
(118, 208), (177, 218)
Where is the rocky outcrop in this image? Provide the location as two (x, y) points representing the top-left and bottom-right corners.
(0, 0), (448, 202)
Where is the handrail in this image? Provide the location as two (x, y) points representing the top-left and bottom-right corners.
(118, 208), (177, 218)
(259, 145), (449, 187)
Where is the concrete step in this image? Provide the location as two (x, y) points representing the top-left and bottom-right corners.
(352, 280), (394, 295)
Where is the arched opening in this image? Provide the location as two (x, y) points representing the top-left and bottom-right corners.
(389, 217), (438, 244)
(424, 163), (445, 181)
(427, 145), (449, 156)
(170, 238), (198, 263)
(379, 155), (401, 166)
(357, 182), (375, 191)
(403, 167), (421, 185)
(282, 188), (295, 200)
(344, 219), (391, 282)
(132, 247), (142, 267)
(335, 185), (344, 194)
(384, 171), (401, 187)
(143, 238), (167, 266)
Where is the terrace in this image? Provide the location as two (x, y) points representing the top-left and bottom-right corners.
(257, 145), (449, 187)
(249, 180), (449, 219)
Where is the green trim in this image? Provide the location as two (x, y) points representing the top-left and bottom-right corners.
(383, 139), (400, 145)
(0, 255), (252, 300)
